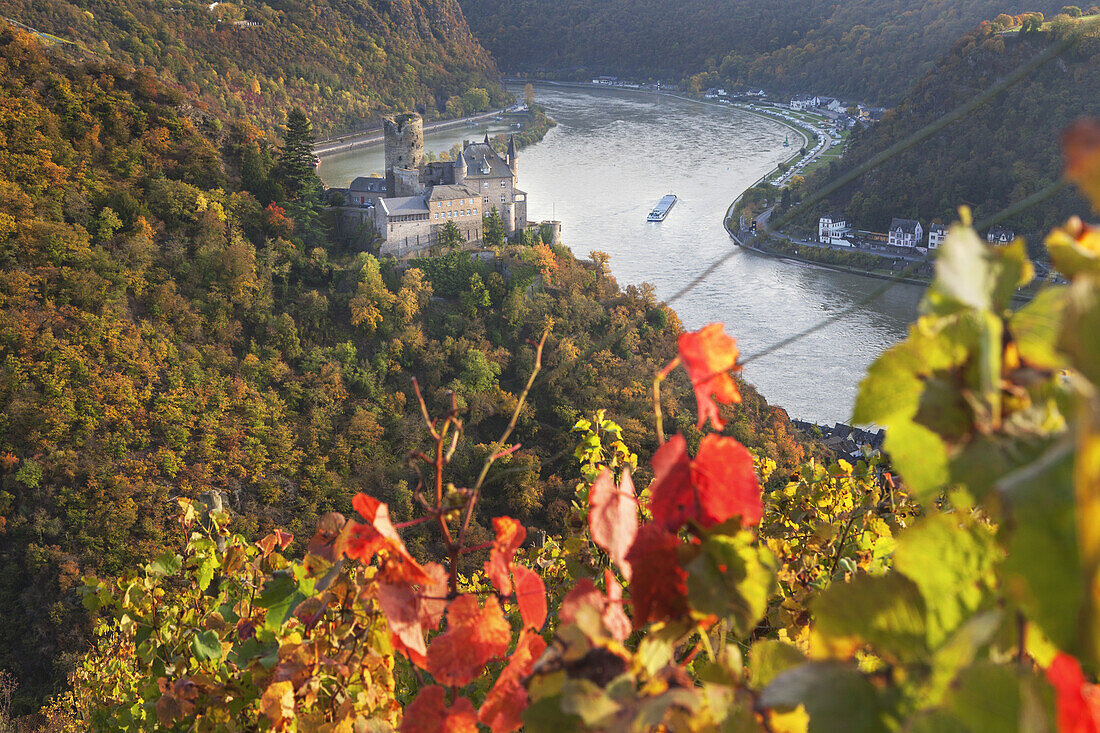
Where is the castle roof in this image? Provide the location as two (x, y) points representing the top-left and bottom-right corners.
(379, 196), (429, 216)
(459, 142), (513, 179)
(349, 176), (386, 192)
(427, 184), (479, 201)
(507, 135), (517, 159)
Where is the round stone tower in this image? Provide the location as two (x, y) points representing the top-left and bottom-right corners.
(383, 113), (424, 196)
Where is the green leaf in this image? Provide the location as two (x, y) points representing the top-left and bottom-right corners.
(1009, 286), (1068, 370)
(1061, 278), (1100, 385)
(998, 438), (1082, 655)
(924, 226), (1032, 317)
(759, 662), (886, 733)
(812, 573), (928, 663)
(749, 639), (806, 689)
(943, 662), (1023, 733)
(256, 573), (303, 631)
(921, 610), (1003, 707)
(191, 629), (222, 662)
(147, 551), (182, 577)
(558, 678), (621, 727)
(523, 695), (584, 732)
(685, 532), (776, 637)
(893, 514), (997, 648)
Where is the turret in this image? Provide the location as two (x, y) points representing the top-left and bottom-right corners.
(507, 135), (517, 174)
(454, 146), (467, 185)
(383, 113), (424, 197)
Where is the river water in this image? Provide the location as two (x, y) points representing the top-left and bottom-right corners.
(318, 83), (923, 425)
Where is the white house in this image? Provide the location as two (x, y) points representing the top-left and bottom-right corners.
(888, 218), (923, 248)
(790, 95), (821, 111)
(927, 223), (948, 249)
(704, 88), (728, 99)
(819, 215), (855, 246)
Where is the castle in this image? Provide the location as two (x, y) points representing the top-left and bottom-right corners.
(338, 113), (530, 257)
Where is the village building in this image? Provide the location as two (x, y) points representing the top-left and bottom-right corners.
(927, 223), (948, 249)
(888, 218), (924, 248)
(818, 215), (855, 246)
(987, 226), (1015, 245)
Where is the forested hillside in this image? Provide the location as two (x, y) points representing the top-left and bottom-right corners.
(0, 22), (814, 712)
(795, 15), (1099, 239)
(461, 0), (1068, 103)
(0, 0), (508, 136)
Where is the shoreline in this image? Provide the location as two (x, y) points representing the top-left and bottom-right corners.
(315, 107), (514, 158)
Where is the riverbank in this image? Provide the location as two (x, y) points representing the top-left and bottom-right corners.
(316, 103), (554, 159)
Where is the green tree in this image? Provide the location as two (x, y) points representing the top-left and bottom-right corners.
(275, 109), (318, 199)
(483, 206), (506, 249)
(439, 220), (464, 250)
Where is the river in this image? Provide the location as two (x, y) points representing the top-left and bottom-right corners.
(317, 83), (923, 425)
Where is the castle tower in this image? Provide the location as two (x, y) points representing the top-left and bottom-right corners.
(507, 135), (517, 175)
(383, 113), (424, 197)
(454, 144), (467, 186)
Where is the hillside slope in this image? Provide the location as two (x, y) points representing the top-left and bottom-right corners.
(461, 0), (1067, 104)
(0, 0), (507, 135)
(0, 22), (814, 710)
(795, 16), (1099, 240)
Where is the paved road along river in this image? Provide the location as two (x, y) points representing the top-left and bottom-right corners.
(318, 83), (923, 425)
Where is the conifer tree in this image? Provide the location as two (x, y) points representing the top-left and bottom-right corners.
(276, 109), (318, 198)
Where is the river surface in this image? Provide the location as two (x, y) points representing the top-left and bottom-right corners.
(318, 83), (923, 424)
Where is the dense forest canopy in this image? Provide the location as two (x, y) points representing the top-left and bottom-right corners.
(794, 17), (1099, 240)
(459, 0), (1068, 104)
(0, 21), (814, 712)
(0, 0), (509, 136)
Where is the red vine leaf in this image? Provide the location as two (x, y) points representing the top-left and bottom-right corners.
(558, 574), (632, 641)
(345, 493), (428, 584)
(1047, 652), (1100, 733)
(602, 570), (632, 642)
(624, 525), (689, 626)
(649, 434), (762, 532)
(513, 564), (547, 630)
(376, 562), (449, 660)
(401, 685), (478, 733)
(427, 594), (512, 687)
(678, 323), (742, 430)
(478, 629), (548, 733)
(485, 516), (526, 595)
(589, 467), (638, 580)
(560, 578), (604, 623)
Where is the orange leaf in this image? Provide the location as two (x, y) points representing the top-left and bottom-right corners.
(478, 630), (548, 733)
(624, 524), (689, 626)
(588, 468), (638, 580)
(1047, 652), (1100, 733)
(513, 564), (547, 630)
(485, 516), (526, 595)
(259, 680), (295, 725)
(649, 434), (761, 532)
(1064, 119), (1100, 212)
(678, 323), (742, 430)
(427, 595), (512, 686)
(401, 685), (478, 733)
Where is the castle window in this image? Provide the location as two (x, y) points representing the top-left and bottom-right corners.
(483, 182), (489, 188)
(500, 181), (506, 188)
(500, 194), (506, 202)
